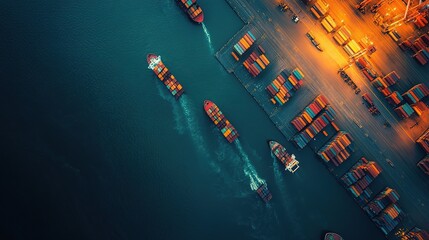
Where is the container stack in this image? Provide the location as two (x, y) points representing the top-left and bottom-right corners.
(333, 26), (352, 46)
(383, 71), (400, 85)
(341, 158), (382, 198)
(363, 187), (400, 218)
(181, 0), (195, 8)
(231, 31), (256, 61)
(266, 69), (303, 106)
(310, 0), (329, 19)
(417, 155), (429, 175)
(321, 15), (337, 33)
(292, 106), (336, 149)
(317, 131), (353, 166)
(344, 40), (363, 57)
(291, 95), (329, 131)
(414, 15), (429, 28)
(386, 91), (403, 106)
(417, 128), (429, 154)
(413, 50), (429, 65)
(412, 101), (429, 116)
(402, 83), (429, 104)
(243, 46), (270, 77)
(394, 103), (415, 119)
(356, 56), (372, 69)
(373, 204), (404, 235)
(187, 4), (202, 19)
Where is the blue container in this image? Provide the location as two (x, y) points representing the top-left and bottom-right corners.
(247, 31), (256, 41)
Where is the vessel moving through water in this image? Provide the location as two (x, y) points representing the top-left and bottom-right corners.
(204, 100), (239, 143)
(324, 232), (343, 240)
(147, 54), (184, 99)
(269, 140), (300, 173)
(176, 0), (204, 23)
(255, 182), (272, 203)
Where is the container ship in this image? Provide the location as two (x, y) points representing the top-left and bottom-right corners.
(324, 233), (343, 240)
(147, 54), (184, 99)
(269, 141), (300, 173)
(254, 182), (272, 203)
(204, 100), (239, 143)
(176, 0), (204, 23)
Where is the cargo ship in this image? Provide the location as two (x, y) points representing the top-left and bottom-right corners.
(176, 0), (204, 23)
(324, 233), (343, 240)
(147, 54), (184, 99)
(204, 100), (239, 143)
(254, 182), (272, 203)
(269, 141), (300, 173)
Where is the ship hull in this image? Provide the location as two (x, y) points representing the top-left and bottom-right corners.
(147, 53), (184, 99)
(204, 100), (239, 143)
(176, 0), (204, 23)
(269, 140), (300, 173)
(256, 183), (272, 203)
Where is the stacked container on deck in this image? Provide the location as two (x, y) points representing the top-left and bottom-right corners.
(363, 187), (400, 218)
(292, 106), (336, 149)
(187, 4), (202, 20)
(243, 45), (270, 77)
(341, 157), (382, 202)
(151, 58), (184, 99)
(373, 204), (404, 235)
(317, 131), (353, 166)
(291, 95), (329, 131)
(231, 31), (256, 61)
(181, 0), (195, 8)
(266, 69), (304, 105)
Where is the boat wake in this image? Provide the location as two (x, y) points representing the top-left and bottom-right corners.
(202, 23), (214, 54)
(180, 96), (220, 173)
(272, 154), (304, 235)
(234, 140), (265, 191)
(156, 83), (185, 134)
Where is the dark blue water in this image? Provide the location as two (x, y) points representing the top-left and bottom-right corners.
(1, 1), (384, 239)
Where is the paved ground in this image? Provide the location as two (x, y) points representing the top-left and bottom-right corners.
(219, 0), (429, 233)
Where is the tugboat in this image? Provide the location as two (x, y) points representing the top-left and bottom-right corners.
(324, 232), (343, 240)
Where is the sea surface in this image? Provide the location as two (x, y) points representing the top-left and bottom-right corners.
(1, 0), (385, 239)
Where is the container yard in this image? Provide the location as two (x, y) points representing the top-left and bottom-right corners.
(341, 157), (382, 201)
(364, 187), (400, 218)
(242, 45), (270, 77)
(399, 31), (429, 65)
(292, 106), (336, 149)
(373, 203), (405, 235)
(215, 23), (263, 73)
(290, 95), (329, 132)
(219, 0), (429, 236)
(266, 69), (304, 106)
(317, 131), (354, 167)
(231, 31), (256, 61)
(402, 83), (429, 104)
